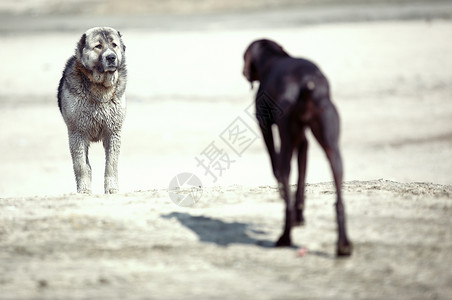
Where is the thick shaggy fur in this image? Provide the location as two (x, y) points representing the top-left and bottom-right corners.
(58, 27), (127, 194)
(243, 39), (352, 256)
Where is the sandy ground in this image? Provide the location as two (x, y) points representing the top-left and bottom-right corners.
(1, 1), (452, 299)
(0, 181), (451, 299)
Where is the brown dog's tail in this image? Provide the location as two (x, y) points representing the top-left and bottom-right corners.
(296, 79), (318, 122)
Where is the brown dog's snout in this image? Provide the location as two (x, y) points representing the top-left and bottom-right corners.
(242, 68), (248, 79)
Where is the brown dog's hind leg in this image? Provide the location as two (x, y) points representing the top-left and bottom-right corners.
(327, 146), (352, 256)
(311, 104), (352, 256)
(295, 133), (308, 226)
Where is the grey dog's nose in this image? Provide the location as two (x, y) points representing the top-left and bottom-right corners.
(106, 54), (116, 62)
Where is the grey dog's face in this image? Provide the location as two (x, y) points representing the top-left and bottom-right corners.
(77, 27), (125, 74)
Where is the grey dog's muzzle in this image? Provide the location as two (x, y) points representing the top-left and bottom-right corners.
(99, 49), (118, 73)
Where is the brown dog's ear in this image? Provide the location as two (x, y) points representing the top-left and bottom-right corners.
(77, 33), (86, 58)
(243, 51), (255, 89)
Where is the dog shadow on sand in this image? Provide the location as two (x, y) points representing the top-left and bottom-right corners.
(162, 212), (274, 247)
(162, 212), (334, 258)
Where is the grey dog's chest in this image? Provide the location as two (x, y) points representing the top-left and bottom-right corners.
(72, 97), (125, 141)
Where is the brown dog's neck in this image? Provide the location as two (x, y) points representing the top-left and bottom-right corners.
(255, 44), (289, 78)
(258, 56), (285, 78)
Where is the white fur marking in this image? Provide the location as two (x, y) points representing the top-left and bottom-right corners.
(283, 81), (299, 103)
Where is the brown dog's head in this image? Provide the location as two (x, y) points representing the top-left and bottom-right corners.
(76, 27), (126, 86)
(243, 39), (288, 89)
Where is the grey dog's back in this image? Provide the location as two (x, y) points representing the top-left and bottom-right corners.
(57, 56), (77, 114)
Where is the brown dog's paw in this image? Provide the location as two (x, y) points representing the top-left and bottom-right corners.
(294, 220), (305, 227)
(275, 234), (292, 247)
(294, 211), (305, 226)
(337, 241), (353, 257)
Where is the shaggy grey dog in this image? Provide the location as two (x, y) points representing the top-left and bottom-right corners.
(58, 27), (127, 194)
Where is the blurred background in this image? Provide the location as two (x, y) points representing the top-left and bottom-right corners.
(1, 0), (451, 197)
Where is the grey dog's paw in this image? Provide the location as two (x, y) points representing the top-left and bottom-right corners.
(78, 188), (92, 194)
(105, 188), (118, 194)
(104, 177), (118, 194)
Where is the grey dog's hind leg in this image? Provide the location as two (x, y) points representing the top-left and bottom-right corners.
(103, 133), (121, 194)
(69, 133), (92, 194)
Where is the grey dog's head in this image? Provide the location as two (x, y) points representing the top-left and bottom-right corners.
(76, 27), (126, 86)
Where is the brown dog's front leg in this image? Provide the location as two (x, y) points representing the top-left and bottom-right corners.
(275, 120), (294, 247)
(260, 124), (280, 181)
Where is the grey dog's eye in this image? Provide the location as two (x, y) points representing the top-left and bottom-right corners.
(95, 44), (102, 49)
(112, 43), (117, 48)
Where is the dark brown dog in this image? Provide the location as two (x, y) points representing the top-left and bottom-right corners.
(243, 39), (352, 256)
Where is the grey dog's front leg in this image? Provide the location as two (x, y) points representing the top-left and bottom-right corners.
(69, 133), (92, 194)
(103, 133), (121, 194)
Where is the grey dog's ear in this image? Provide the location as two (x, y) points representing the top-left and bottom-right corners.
(117, 30), (126, 52)
(77, 33), (86, 58)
